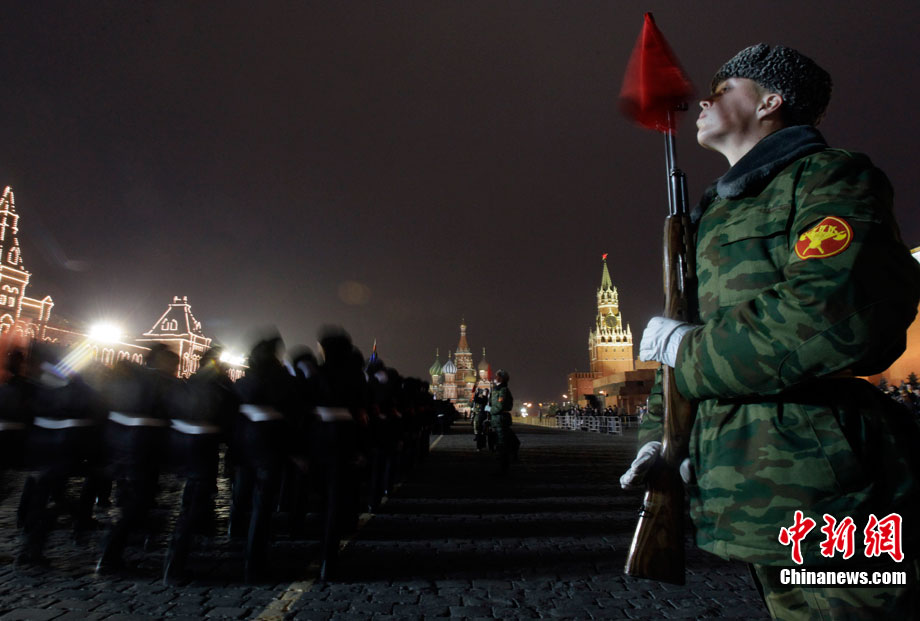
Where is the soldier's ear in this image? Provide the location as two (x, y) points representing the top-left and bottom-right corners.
(757, 92), (784, 120)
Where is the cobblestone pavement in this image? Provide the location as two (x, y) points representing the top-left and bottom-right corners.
(0, 424), (769, 620)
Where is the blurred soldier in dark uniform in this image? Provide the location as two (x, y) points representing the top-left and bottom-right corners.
(163, 346), (238, 582)
(17, 345), (107, 566)
(394, 378), (415, 476)
(365, 357), (396, 513)
(470, 383), (490, 451)
(279, 346), (318, 539)
(230, 335), (298, 582)
(489, 369), (519, 473)
(0, 341), (32, 505)
(311, 327), (367, 582)
(96, 344), (177, 572)
(413, 378), (435, 463)
(380, 367), (405, 502)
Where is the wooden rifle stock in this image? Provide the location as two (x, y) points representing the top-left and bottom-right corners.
(624, 122), (698, 585)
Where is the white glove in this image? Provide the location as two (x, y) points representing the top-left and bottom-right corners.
(639, 317), (694, 367)
(679, 457), (695, 485)
(619, 441), (662, 490)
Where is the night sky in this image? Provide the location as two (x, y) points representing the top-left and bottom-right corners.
(2, 2), (918, 404)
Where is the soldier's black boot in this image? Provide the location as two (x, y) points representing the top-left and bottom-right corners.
(244, 557), (262, 584)
(163, 545), (187, 584)
(15, 538), (50, 567)
(16, 475), (36, 529)
(318, 556), (337, 582)
(95, 549), (125, 574)
(228, 468), (252, 540)
(95, 525), (128, 574)
(17, 477), (52, 566)
(493, 445), (510, 475)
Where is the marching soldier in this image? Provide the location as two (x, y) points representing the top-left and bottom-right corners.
(230, 336), (298, 582)
(96, 344), (177, 572)
(163, 346), (238, 582)
(18, 345), (106, 566)
(310, 327), (367, 582)
(0, 344), (31, 507)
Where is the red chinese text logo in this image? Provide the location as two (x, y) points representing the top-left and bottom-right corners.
(779, 512), (904, 564)
(865, 513), (904, 562)
(819, 514), (856, 560)
(779, 510), (816, 565)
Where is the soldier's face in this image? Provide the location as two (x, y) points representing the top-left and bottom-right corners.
(696, 78), (765, 150)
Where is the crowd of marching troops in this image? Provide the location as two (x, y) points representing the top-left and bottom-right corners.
(0, 327), (437, 583)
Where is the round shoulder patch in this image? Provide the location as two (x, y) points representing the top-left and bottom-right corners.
(794, 216), (853, 260)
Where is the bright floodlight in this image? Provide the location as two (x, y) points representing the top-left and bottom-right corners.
(220, 351), (245, 366)
(89, 322), (122, 344)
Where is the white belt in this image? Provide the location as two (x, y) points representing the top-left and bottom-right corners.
(34, 417), (97, 429)
(240, 404), (284, 422)
(108, 411), (168, 427)
(0, 420), (27, 431)
(315, 407), (353, 422)
(171, 419), (222, 434)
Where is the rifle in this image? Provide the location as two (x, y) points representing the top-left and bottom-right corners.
(623, 108), (698, 585)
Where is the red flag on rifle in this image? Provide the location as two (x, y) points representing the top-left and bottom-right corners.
(618, 13), (694, 133)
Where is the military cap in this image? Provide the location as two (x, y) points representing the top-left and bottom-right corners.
(711, 44), (832, 126)
(494, 369), (509, 382)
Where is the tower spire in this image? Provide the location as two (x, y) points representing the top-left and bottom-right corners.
(600, 253), (613, 292)
(589, 254), (633, 375)
(0, 187), (25, 270)
(457, 319), (470, 352)
(0, 186), (33, 325)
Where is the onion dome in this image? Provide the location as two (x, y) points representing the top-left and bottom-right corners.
(429, 350), (442, 376)
(457, 321), (470, 353)
(442, 351), (457, 375)
(477, 347), (489, 372)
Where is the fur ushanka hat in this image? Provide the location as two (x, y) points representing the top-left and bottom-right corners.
(711, 44), (832, 126)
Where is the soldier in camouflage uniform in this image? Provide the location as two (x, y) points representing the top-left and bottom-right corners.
(624, 44), (920, 618)
(489, 369), (518, 473)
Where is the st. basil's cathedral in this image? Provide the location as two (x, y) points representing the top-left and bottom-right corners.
(427, 322), (490, 416)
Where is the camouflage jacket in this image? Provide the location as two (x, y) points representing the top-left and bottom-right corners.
(489, 383), (513, 417)
(641, 126), (920, 565)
